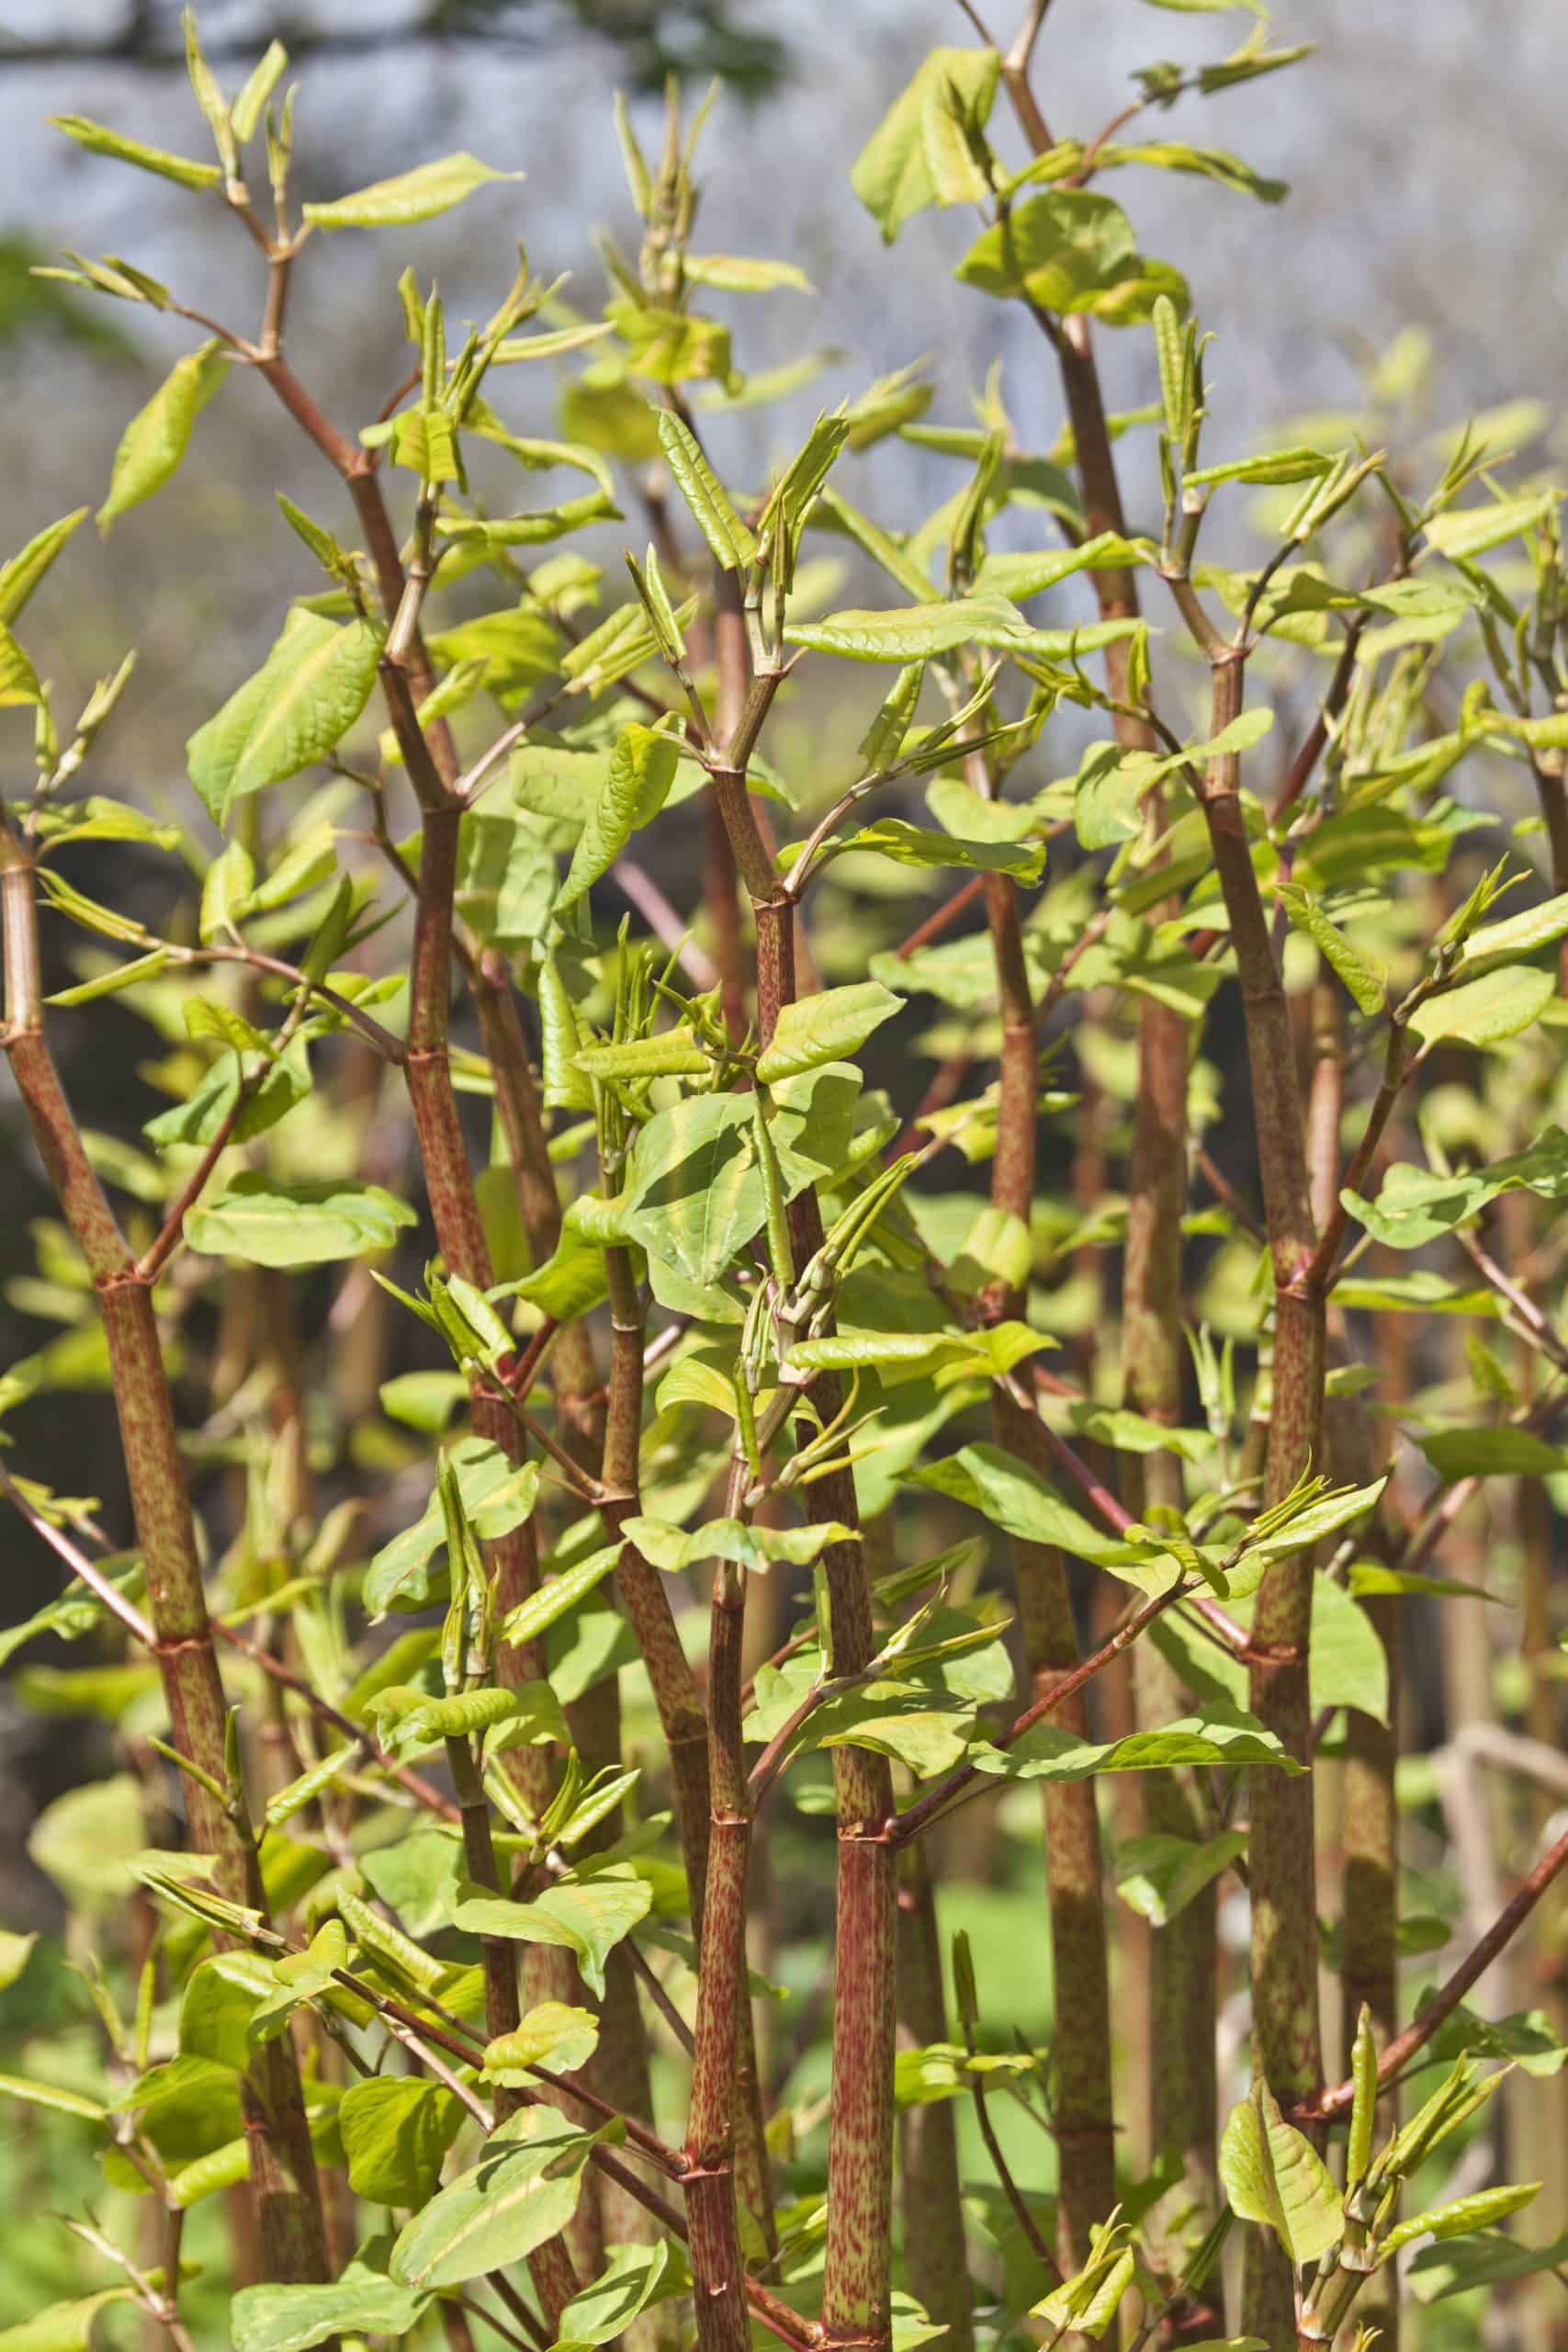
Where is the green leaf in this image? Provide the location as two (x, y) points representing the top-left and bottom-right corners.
(1340, 1127), (1568, 1250)
(484, 2002), (602, 2082)
(1425, 490), (1558, 560)
(1276, 886), (1385, 1013)
(1409, 965), (1554, 1048)
(551, 2242), (683, 2350)
(0, 1929), (37, 1991)
(1187, 446), (1334, 489)
(0, 627), (43, 707)
(836, 819), (1043, 882)
(145, 1037), (311, 1150)
(303, 152), (523, 229)
(0, 2069), (107, 2123)
(755, 980), (901, 1084)
(1101, 138), (1285, 203)
(180, 1951), (275, 2072)
(974, 530), (1144, 602)
(1425, 1998), (1568, 2078)
(850, 46), (1001, 241)
(955, 189), (1172, 321)
(1113, 1830), (1247, 1926)
(784, 594), (1137, 663)
(574, 1030), (710, 1083)
(621, 1065), (861, 1287)
(97, 341), (230, 533)
(28, 1774), (145, 1913)
(231, 40), (288, 143)
(1410, 2227), (1568, 2304)
(556, 723), (681, 911)
(453, 1865), (653, 1998)
(187, 609), (383, 822)
(627, 1516), (857, 1575)
(607, 300), (732, 387)
(1219, 2083), (1343, 2267)
(1416, 1426), (1565, 1481)
(971, 1697), (1300, 1782)
(0, 509), (89, 626)
(368, 1681), (565, 1755)
(684, 252), (811, 292)
(908, 1443), (1119, 1566)
(390, 2107), (599, 2290)
(655, 409), (757, 571)
(502, 1545), (622, 1646)
(1380, 2181), (1540, 2260)
(367, 1440), (541, 1615)
(339, 2075), (466, 2206)
(0, 2290), (141, 2352)
(185, 1173), (416, 1267)
(51, 113), (222, 190)
(232, 2242), (429, 2352)
(1458, 888), (1568, 967)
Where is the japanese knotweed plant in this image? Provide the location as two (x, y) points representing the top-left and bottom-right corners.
(1, 8), (1567, 2352)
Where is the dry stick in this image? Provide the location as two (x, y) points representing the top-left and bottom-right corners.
(0, 832), (332, 2293)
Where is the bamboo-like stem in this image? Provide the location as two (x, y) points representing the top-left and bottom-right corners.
(446, 1729), (580, 2325)
(976, 839), (1116, 2267)
(1059, 300), (1215, 2313)
(1325, 1294), (1399, 2350)
(756, 899), (899, 2352)
(896, 1827), (976, 2352)
(683, 1556), (753, 2352)
(1173, 635), (1323, 2342)
(601, 1242), (774, 2240)
(1304, 1815), (1568, 2121)
(0, 842), (331, 2294)
(471, 945), (666, 2300)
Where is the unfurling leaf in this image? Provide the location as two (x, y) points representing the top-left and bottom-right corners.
(1219, 2082), (1342, 2267)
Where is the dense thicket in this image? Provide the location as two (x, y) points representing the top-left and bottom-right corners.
(1, 10), (1565, 2352)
